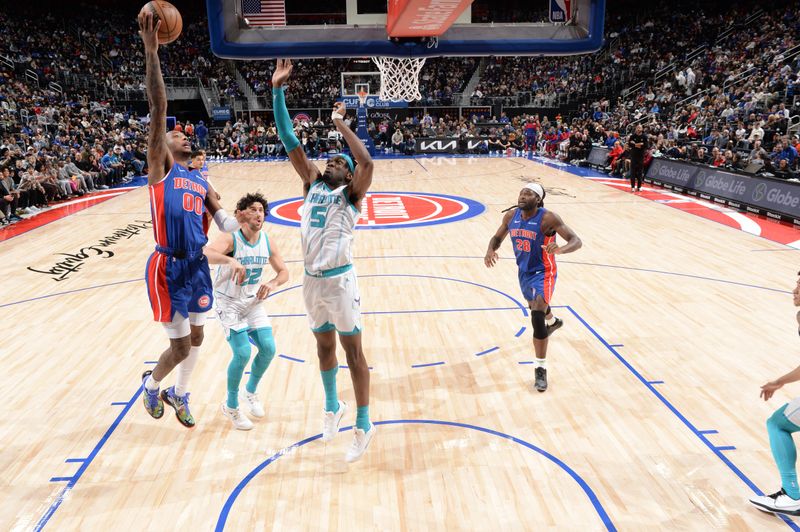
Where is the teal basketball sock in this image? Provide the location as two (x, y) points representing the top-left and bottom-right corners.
(767, 404), (800, 499)
(225, 330), (251, 409)
(356, 405), (370, 432)
(321, 367), (339, 413)
(246, 328), (275, 394)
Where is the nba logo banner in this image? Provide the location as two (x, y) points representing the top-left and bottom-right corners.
(549, 0), (571, 22)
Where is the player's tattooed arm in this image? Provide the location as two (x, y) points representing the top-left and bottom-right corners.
(138, 9), (171, 185)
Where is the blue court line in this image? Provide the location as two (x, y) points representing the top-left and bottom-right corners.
(518, 361), (534, 365)
(338, 365), (375, 370)
(515, 326), (527, 337)
(647, 380), (665, 385)
(34, 384), (143, 531)
(64, 458), (86, 463)
(144, 361), (157, 364)
(215, 419), (616, 532)
(49, 477), (74, 483)
(715, 446), (737, 451)
(278, 354), (305, 363)
(475, 346), (499, 357)
(565, 305), (800, 531)
(609, 344), (624, 348)
(411, 361), (446, 368)
(699, 430), (719, 435)
(110, 402), (127, 406)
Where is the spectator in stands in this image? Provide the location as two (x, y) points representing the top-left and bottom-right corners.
(775, 159), (797, 180)
(774, 140), (798, 168)
(391, 128), (404, 154)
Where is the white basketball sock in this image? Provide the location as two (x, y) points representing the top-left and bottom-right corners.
(174, 346), (200, 396)
(535, 358), (546, 368)
(144, 374), (160, 391)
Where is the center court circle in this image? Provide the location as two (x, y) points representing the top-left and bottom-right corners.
(267, 191), (485, 229)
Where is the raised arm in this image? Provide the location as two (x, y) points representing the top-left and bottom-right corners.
(271, 59), (320, 195)
(485, 210), (514, 267)
(542, 211), (582, 255)
(332, 101), (373, 203)
(138, 10), (172, 185)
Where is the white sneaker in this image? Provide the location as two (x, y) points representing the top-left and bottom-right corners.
(240, 391), (264, 418)
(749, 488), (800, 515)
(221, 403), (253, 431)
(345, 423), (376, 463)
(321, 400), (347, 442)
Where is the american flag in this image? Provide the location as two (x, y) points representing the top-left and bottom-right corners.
(241, 0), (286, 27)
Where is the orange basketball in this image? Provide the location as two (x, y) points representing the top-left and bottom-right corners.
(141, 0), (183, 44)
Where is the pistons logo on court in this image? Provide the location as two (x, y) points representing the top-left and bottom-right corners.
(267, 192), (485, 230)
(197, 295), (211, 308)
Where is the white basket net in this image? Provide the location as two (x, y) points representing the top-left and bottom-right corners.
(371, 57), (427, 102)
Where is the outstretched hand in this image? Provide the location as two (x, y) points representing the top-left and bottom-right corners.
(272, 59), (293, 88)
(761, 381), (783, 401)
(138, 9), (161, 52)
(332, 101), (346, 120)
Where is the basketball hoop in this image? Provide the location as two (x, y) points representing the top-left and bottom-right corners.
(356, 88), (369, 107)
(371, 56), (426, 102)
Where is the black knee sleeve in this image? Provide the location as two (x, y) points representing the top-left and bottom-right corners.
(532, 310), (548, 339)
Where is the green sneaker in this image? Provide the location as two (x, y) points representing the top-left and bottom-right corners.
(141, 370), (164, 419)
(161, 386), (196, 427)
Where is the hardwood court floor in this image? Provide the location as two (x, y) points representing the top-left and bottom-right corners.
(1, 156), (799, 531)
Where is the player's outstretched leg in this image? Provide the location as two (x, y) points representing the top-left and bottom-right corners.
(749, 405), (800, 515)
(340, 333), (375, 462)
(241, 327), (276, 418)
(316, 330), (347, 442)
(221, 329), (254, 430)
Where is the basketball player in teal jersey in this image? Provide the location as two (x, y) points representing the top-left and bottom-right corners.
(749, 274), (800, 515)
(206, 193), (289, 430)
(272, 58), (376, 462)
(485, 183), (582, 392)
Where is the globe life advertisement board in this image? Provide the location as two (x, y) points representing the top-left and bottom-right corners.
(646, 158), (800, 223)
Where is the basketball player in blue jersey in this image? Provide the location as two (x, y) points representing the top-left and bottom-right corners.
(206, 193), (289, 430)
(138, 11), (243, 427)
(749, 274), (800, 516)
(485, 183), (582, 392)
(272, 58), (376, 462)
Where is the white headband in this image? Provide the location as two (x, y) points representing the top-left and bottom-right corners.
(524, 182), (544, 198)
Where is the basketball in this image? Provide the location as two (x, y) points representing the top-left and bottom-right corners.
(141, 0), (182, 44)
